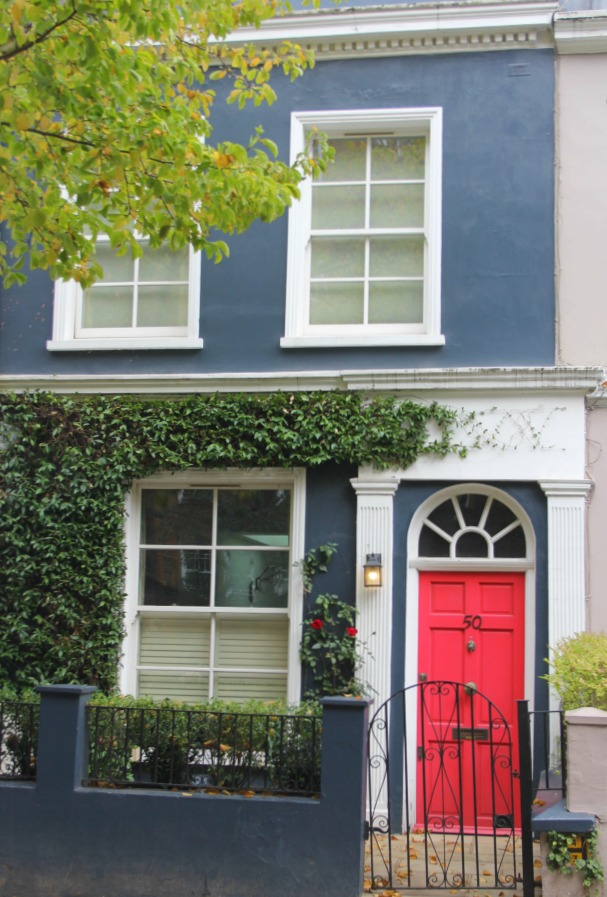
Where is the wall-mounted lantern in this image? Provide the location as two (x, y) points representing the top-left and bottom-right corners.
(363, 553), (382, 588)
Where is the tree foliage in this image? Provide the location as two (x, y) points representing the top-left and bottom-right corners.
(0, 0), (329, 288)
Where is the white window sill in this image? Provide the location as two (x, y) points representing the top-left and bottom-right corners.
(47, 337), (204, 352)
(280, 334), (446, 349)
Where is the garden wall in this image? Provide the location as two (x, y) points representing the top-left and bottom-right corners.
(535, 708), (606, 897)
(0, 686), (370, 897)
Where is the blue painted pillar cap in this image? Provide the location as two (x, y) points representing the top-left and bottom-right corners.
(35, 684), (98, 696)
(35, 683), (98, 794)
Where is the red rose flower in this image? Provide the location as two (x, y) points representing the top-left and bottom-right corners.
(311, 619), (323, 630)
(346, 627), (358, 637)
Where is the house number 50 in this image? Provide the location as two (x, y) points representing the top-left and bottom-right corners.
(463, 614), (482, 629)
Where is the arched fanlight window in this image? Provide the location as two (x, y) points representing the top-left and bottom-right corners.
(418, 493), (526, 559)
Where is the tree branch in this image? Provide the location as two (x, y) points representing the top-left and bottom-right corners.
(0, 3), (79, 63)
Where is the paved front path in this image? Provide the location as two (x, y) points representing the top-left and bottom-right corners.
(364, 831), (542, 897)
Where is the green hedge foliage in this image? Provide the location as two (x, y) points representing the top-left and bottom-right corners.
(545, 631), (607, 711)
(0, 390), (464, 692)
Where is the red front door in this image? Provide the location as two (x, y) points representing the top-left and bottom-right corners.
(417, 571), (525, 831)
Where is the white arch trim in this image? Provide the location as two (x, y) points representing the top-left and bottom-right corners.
(405, 483), (537, 709)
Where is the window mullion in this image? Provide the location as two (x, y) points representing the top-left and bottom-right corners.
(364, 137), (372, 324)
(208, 489), (219, 699)
(208, 615), (217, 700)
(132, 256), (140, 329)
(364, 239), (371, 325)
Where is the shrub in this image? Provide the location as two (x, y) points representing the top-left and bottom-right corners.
(87, 695), (322, 792)
(545, 632), (607, 711)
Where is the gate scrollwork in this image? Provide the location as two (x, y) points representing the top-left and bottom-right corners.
(367, 681), (519, 892)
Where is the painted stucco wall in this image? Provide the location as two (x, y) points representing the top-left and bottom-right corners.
(539, 708), (607, 897)
(0, 687), (370, 897)
(557, 54), (607, 368)
(556, 52), (607, 632)
(587, 405), (607, 632)
(0, 49), (555, 375)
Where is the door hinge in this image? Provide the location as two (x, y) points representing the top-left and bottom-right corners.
(418, 746), (424, 761)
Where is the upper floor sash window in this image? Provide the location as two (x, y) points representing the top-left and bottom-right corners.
(48, 236), (202, 351)
(282, 108), (444, 349)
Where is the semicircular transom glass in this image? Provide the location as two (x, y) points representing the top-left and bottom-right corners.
(419, 493), (527, 559)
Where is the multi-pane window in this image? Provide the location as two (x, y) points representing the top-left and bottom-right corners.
(78, 237), (190, 336)
(129, 483), (299, 703)
(310, 135), (426, 327)
(282, 108), (443, 348)
(48, 238), (202, 351)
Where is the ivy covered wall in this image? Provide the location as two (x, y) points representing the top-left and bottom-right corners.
(0, 390), (464, 692)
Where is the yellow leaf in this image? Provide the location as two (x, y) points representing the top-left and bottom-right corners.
(212, 151), (235, 169)
(15, 112), (31, 131)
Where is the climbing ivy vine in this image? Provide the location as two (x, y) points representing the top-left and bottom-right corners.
(0, 390), (466, 692)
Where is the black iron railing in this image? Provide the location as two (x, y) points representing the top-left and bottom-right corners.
(517, 702), (566, 897)
(0, 701), (39, 781)
(529, 707), (567, 802)
(86, 705), (322, 796)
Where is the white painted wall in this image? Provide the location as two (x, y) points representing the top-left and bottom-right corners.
(402, 392), (587, 481)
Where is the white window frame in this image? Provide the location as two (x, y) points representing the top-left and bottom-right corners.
(47, 241), (203, 351)
(281, 107), (444, 349)
(120, 468), (306, 703)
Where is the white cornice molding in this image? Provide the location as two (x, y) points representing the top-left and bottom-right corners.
(341, 365), (603, 392)
(539, 479), (594, 498)
(350, 475), (400, 496)
(555, 11), (607, 55)
(0, 366), (602, 396)
(587, 376), (607, 407)
(220, 1), (557, 59)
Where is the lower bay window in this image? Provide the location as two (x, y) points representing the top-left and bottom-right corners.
(121, 470), (305, 703)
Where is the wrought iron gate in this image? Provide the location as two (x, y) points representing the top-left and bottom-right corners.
(367, 681), (520, 892)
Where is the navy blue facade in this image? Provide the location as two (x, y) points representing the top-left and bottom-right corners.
(0, 49), (555, 375)
(0, 687), (370, 897)
(393, 481), (549, 705)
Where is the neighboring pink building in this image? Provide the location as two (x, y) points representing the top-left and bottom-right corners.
(555, 7), (607, 633)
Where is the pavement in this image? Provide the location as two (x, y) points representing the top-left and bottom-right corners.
(363, 831), (542, 897)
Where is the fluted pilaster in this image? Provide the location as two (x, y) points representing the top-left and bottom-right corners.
(351, 476), (399, 711)
(540, 480), (592, 710)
